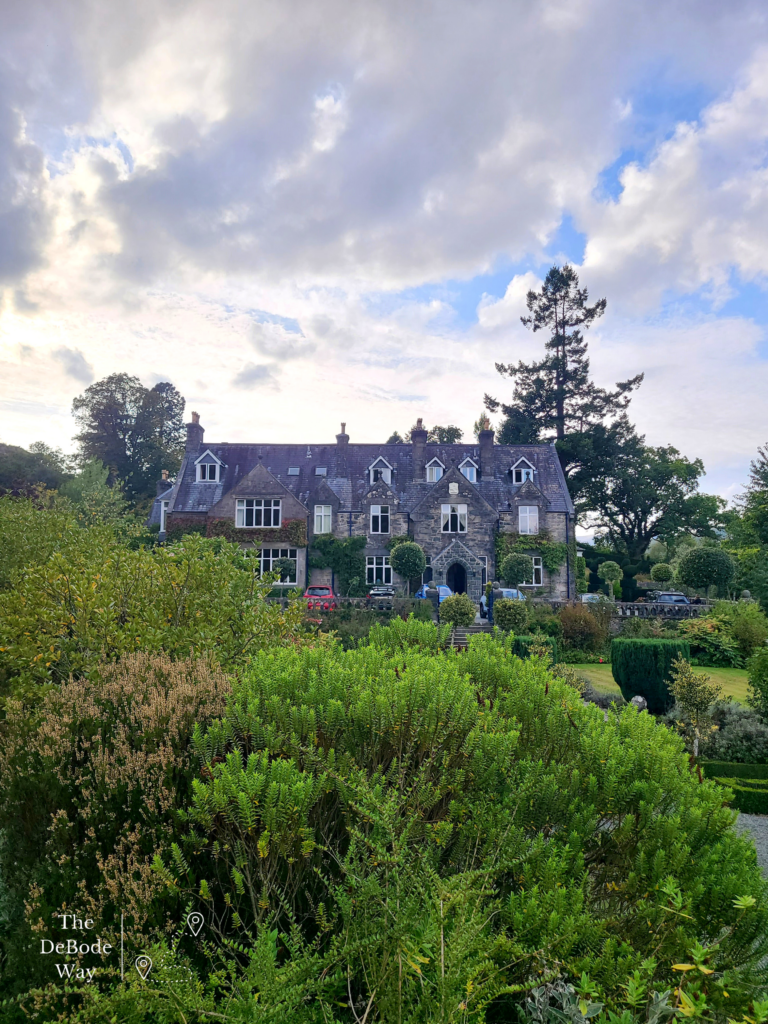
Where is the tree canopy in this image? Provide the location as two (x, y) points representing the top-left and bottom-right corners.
(485, 265), (642, 462)
(72, 373), (186, 499)
(579, 440), (723, 563)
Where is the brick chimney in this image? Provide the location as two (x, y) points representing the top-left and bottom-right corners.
(186, 411), (204, 453)
(479, 428), (494, 479)
(336, 421), (349, 475)
(156, 469), (172, 497)
(411, 417), (428, 480)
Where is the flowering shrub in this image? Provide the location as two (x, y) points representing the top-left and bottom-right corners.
(677, 614), (742, 667)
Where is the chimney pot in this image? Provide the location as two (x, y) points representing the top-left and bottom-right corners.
(411, 419), (429, 479)
(186, 413), (204, 453)
(479, 428), (494, 479)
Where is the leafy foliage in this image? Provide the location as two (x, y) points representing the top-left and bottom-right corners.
(438, 591), (477, 626)
(747, 646), (768, 720)
(308, 535), (367, 596)
(0, 521), (308, 698)
(389, 540), (427, 581)
(142, 627), (767, 1020)
(677, 615), (742, 668)
(677, 546), (736, 594)
(597, 560), (621, 583)
(668, 657), (722, 757)
(492, 597), (529, 633)
(0, 442), (68, 496)
(500, 552), (534, 588)
(559, 605), (607, 653)
(72, 373), (186, 500)
(650, 562), (674, 583)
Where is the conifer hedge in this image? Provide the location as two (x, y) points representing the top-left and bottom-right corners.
(611, 637), (691, 712)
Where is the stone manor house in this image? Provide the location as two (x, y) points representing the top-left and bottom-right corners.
(150, 412), (577, 602)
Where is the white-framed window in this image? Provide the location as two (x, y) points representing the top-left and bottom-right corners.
(426, 459), (444, 482)
(287, 467), (299, 476)
(368, 459), (393, 485)
(195, 450), (222, 482)
(512, 459), (535, 484)
(196, 462), (219, 482)
(314, 504), (332, 534)
(370, 504), (390, 533)
(518, 506), (539, 535)
(236, 498), (281, 528)
(367, 556), (392, 585)
(460, 460), (477, 483)
(261, 547), (298, 584)
(441, 503), (467, 533)
(315, 467), (327, 476)
(520, 556), (543, 587)
(160, 500), (169, 533)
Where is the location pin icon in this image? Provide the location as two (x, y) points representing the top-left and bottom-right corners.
(135, 955), (152, 980)
(187, 911), (204, 937)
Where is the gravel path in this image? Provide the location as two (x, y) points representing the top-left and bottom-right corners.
(734, 814), (768, 876)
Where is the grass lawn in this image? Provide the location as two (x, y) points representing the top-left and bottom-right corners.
(573, 663), (750, 703)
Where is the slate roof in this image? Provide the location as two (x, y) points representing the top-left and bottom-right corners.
(154, 438), (574, 523)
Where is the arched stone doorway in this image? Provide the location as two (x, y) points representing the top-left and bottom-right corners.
(446, 562), (467, 594)
(430, 540), (485, 603)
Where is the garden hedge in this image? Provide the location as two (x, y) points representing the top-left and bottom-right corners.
(611, 638), (691, 713)
(701, 762), (768, 813)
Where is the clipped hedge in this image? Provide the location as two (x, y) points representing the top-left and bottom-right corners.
(611, 638), (690, 713)
(702, 761), (768, 780)
(513, 635), (558, 662)
(707, 772), (768, 815)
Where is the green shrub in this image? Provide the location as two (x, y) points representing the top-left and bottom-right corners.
(677, 615), (742, 667)
(707, 775), (768, 815)
(677, 546), (736, 595)
(493, 597), (528, 632)
(597, 560), (622, 585)
(389, 540), (426, 581)
(713, 599), (768, 660)
(513, 634), (558, 662)
(559, 604), (606, 652)
(500, 552), (534, 588)
(611, 638), (691, 713)
(701, 761), (768, 780)
(0, 529), (308, 699)
(650, 562), (674, 583)
(706, 702), (768, 764)
(438, 591), (476, 626)
(146, 630), (766, 1019)
(747, 646), (768, 718)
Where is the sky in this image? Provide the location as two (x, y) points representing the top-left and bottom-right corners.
(2, 0), (768, 507)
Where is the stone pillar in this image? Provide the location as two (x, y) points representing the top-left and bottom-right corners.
(336, 422), (349, 476)
(479, 428), (494, 479)
(411, 417), (428, 480)
(186, 411), (204, 453)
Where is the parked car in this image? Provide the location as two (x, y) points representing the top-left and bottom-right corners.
(654, 592), (690, 605)
(304, 585), (337, 611)
(366, 586), (395, 607)
(414, 584), (453, 604)
(479, 588), (526, 618)
(580, 592), (603, 604)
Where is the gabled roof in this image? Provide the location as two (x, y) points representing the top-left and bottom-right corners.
(160, 439), (573, 516)
(194, 449), (225, 465)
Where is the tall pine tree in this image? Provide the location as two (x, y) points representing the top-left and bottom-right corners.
(484, 265), (643, 466)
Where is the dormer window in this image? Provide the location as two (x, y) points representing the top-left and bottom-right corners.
(315, 467), (327, 476)
(459, 458), (477, 483)
(426, 458), (444, 482)
(512, 458), (535, 484)
(195, 450), (223, 483)
(368, 457), (392, 485)
(287, 467), (299, 476)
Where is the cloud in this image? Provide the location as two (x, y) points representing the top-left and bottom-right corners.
(53, 346), (94, 383)
(249, 321), (315, 360)
(232, 361), (279, 389)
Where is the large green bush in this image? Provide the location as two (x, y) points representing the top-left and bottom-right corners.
(713, 599), (768, 659)
(0, 527), (307, 700)
(500, 552), (534, 588)
(559, 604), (606, 652)
(677, 614), (742, 667)
(611, 638), (691, 712)
(492, 596), (528, 632)
(677, 546), (736, 595)
(389, 540), (426, 582)
(439, 591), (476, 626)
(4, 625), (767, 1020)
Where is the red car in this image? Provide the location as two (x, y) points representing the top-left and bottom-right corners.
(304, 585), (337, 611)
